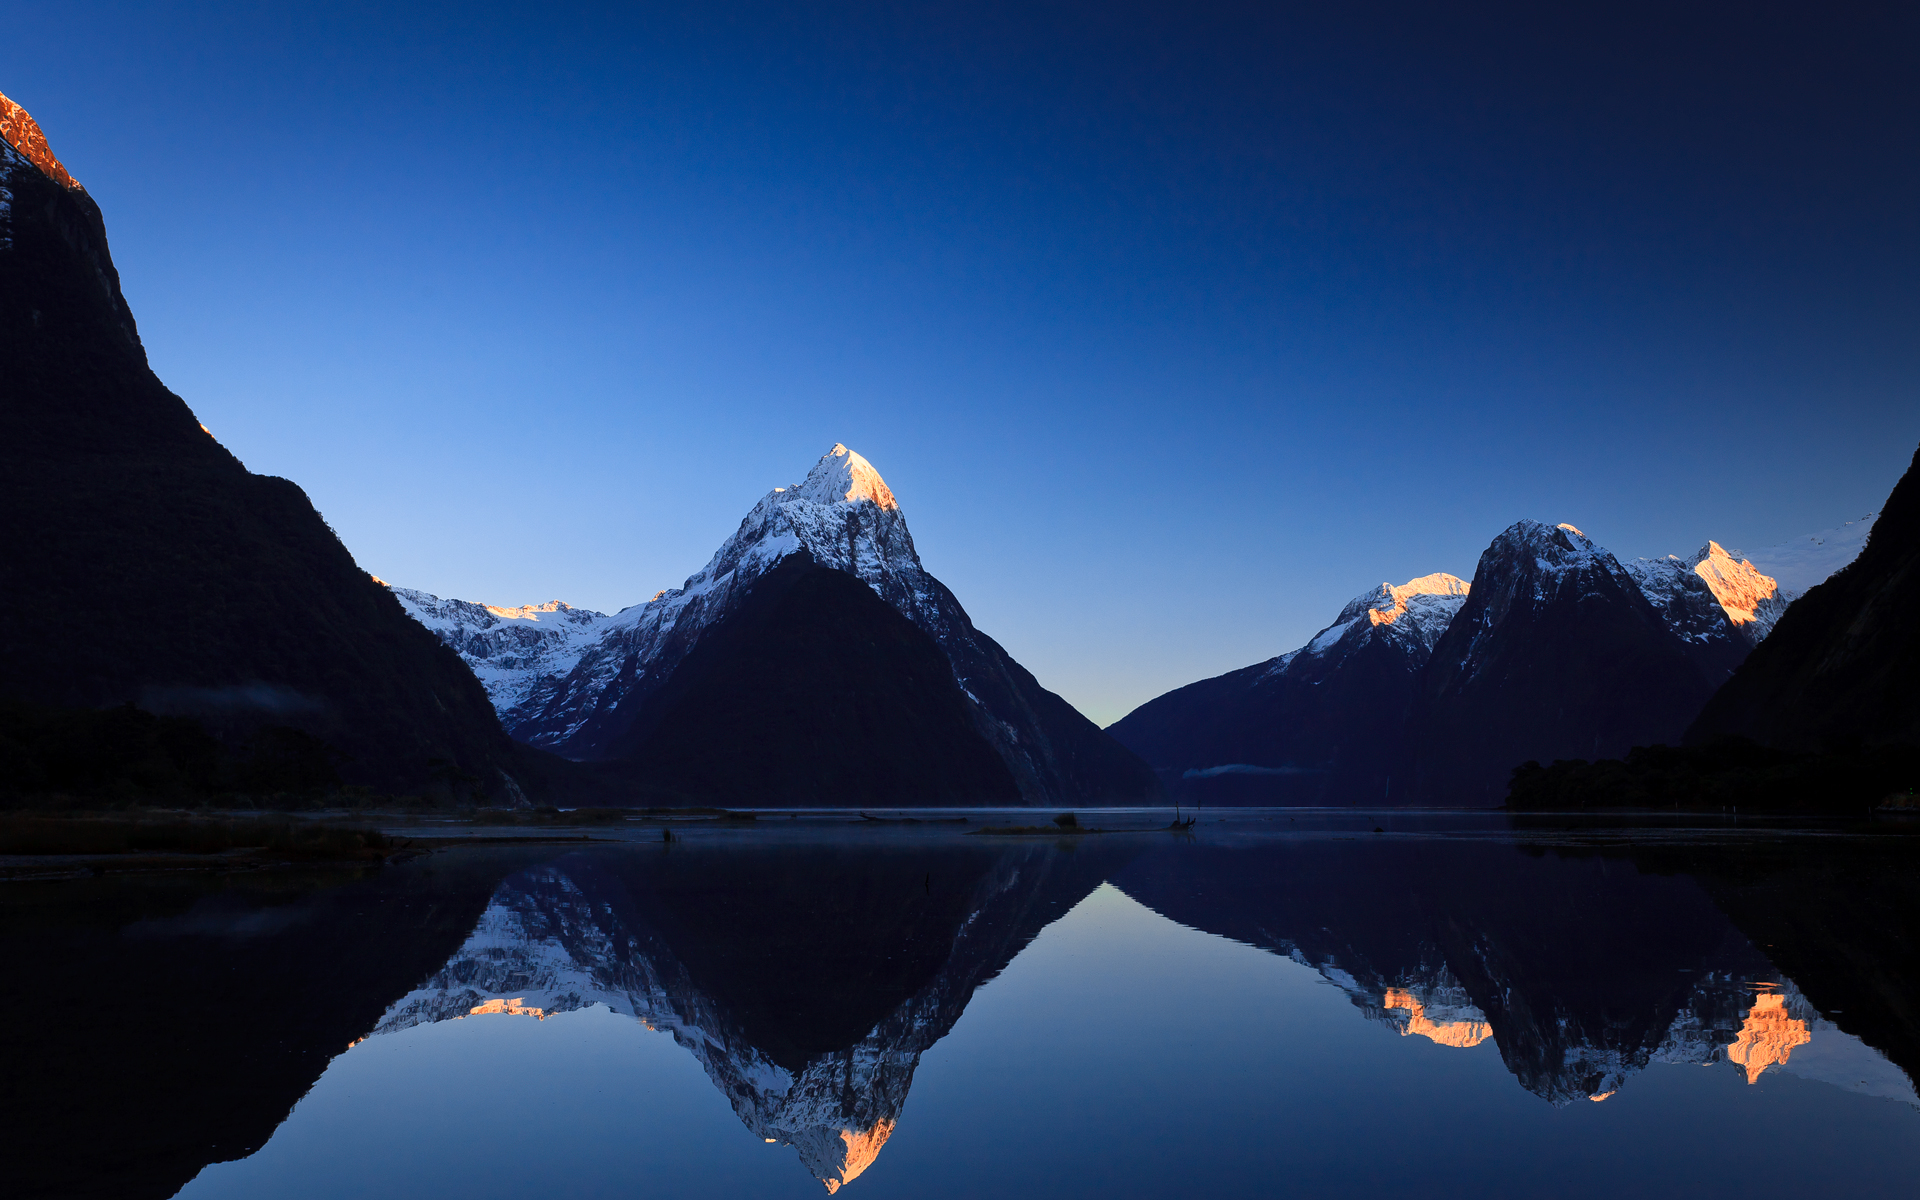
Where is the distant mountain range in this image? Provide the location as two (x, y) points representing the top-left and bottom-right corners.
(394, 446), (1160, 807)
(1108, 512), (1880, 806)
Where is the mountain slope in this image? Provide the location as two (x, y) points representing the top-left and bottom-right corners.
(1106, 573), (1469, 804)
(606, 553), (1021, 806)
(1408, 521), (1740, 804)
(1736, 512), (1880, 598)
(0, 90), (518, 795)
(1689, 444), (1920, 751)
(405, 445), (1159, 805)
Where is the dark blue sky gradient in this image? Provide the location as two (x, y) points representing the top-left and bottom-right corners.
(7, 2), (1916, 721)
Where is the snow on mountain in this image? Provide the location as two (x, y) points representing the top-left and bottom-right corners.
(394, 443), (1158, 804)
(369, 846), (1115, 1191)
(1731, 512), (1879, 598)
(369, 864), (914, 1191)
(517, 444), (937, 750)
(383, 585), (612, 720)
(1290, 572), (1471, 665)
(1625, 542), (1789, 648)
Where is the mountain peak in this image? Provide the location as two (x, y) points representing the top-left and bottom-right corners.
(1685, 542), (1784, 631)
(0, 91), (79, 190)
(791, 443), (898, 511)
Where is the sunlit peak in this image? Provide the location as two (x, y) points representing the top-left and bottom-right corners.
(0, 90), (81, 190)
(796, 443), (899, 511)
(1382, 987), (1492, 1049)
(465, 997), (548, 1020)
(1688, 541), (1781, 626)
(820, 1118), (896, 1192)
(1725, 990), (1810, 1084)
(1367, 573), (1471, 627)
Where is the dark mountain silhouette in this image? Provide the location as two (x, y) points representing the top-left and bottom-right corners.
(603, 553), (1022, 806)
(1689, 443), (1920, 751)
(1106, 575), (1468, 805)
(1406, 521), (1742, 805)
(0, 91), (525, 797)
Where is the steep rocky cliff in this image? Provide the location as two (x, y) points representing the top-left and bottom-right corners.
(0, 90), (519, 795)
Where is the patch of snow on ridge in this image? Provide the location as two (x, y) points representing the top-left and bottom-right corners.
(1625, 543), (1788, 647)
(1300, 572), (1472, 661)
(1732, 512), (1878, 599)
(384, 583), (613, 717)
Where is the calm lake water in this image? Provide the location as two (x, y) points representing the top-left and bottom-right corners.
(9, 812), (1920, 1199)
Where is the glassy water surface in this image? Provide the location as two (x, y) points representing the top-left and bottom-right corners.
(10, 813), (1920, 1198)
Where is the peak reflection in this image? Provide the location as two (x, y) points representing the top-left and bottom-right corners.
(1112, 835), (1920, 1108)
(367, 841), (1131, 1191)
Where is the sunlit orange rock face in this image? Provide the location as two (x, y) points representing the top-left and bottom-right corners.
(466, 997), (549, 1020)
(1726, 990), (1810, 1084)
(1366, 573), (1471, 628)
(1383, 987), (1492, 1049)
(1690, 542), (1781, 627)
(819, 1119), (896, 1194)
(0, 91), (80, 190)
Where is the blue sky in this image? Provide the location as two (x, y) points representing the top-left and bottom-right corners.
(7, 2), (1916, 723)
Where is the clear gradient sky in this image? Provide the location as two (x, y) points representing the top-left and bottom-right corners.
(6, 2), (1916, 724)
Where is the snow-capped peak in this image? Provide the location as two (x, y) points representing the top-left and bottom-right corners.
(1363, 572), (1471, 629)
(1290, 571), (1473, 664)
(0, 91), (80, 190)
(790, 443), (899, 511)
(1684, 542), (1782, 629)
(382, 584), (615, 719)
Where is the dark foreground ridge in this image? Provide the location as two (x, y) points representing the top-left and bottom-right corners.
(1691, 443), (1920, 751)
(0, 91), (530, 801)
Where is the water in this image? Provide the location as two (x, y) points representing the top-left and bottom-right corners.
(8, 812), (1920, 1198)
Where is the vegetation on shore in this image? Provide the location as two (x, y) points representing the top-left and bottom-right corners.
(0, 811), (400, 864)
(1506, 738), (1920, 813)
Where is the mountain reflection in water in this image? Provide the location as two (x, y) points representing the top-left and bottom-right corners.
(7, 817), (1920, 1200)
(363, 841), (1124, 1192)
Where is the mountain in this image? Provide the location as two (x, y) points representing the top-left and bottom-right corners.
(1406, 521), (1746, 804)
(370, 840), (1131, 1192)
(1624, 540), (1789, 648)
(398, 445), (1160, 806)
(1111, 838), (1914, 1108)
(1689, 444), (1920, 751)
(1112, 517), (1796, 808)
(1105, 573), (1470, 804)
(0, 90), (521, 797)
(390, 589), (614, 719)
